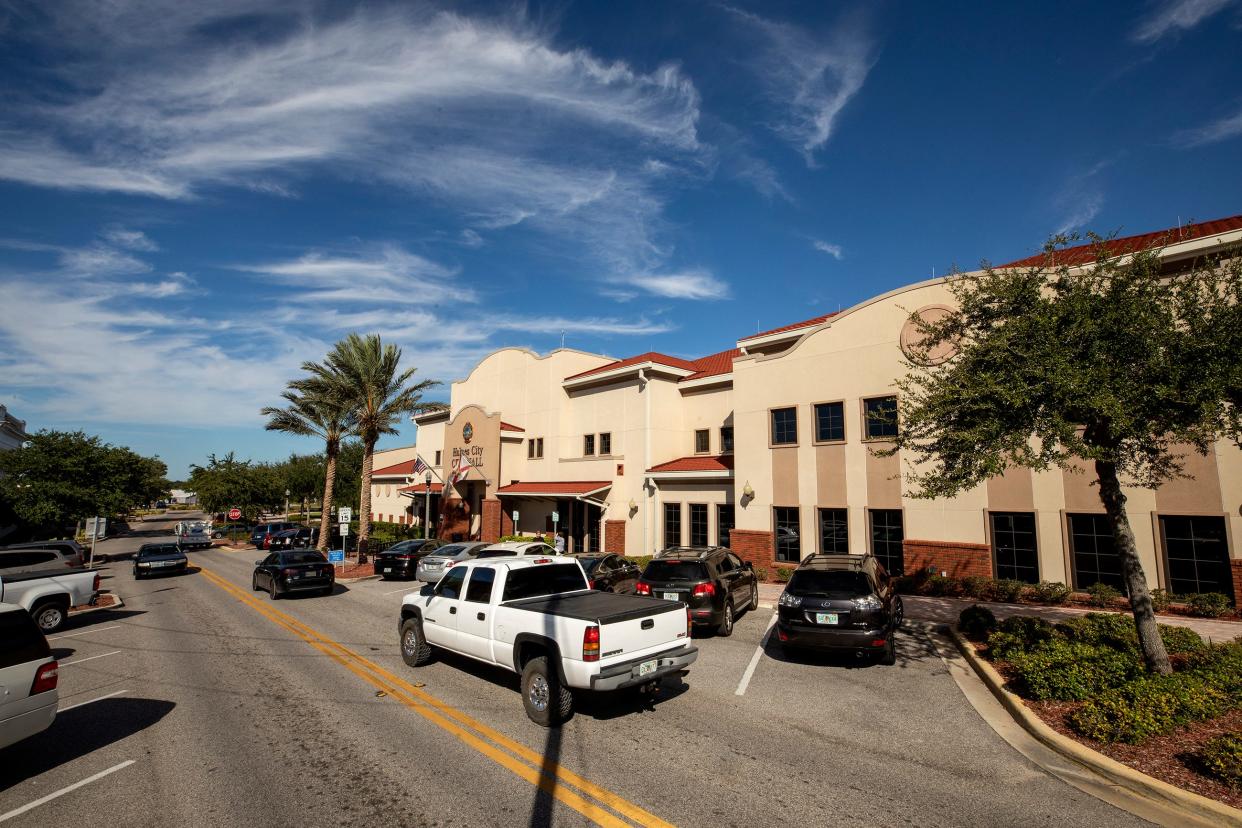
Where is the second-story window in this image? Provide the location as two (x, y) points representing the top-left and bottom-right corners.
(864, 396), (899, 439)
(694, 429), (710, 454)
(584, 434), (595, 456)
(771, 407), (798, 445)
(599, 432), (611, 455)
(434, 450), (442, 466)
(815, 402), (845, 442)
(528, 438), (544, 459)
(720, 426), (734, 453)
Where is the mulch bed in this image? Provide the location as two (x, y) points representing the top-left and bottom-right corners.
(336, 559), (379, 580)
(72, 593), (118, 612)
(974, 640), (1241, 809)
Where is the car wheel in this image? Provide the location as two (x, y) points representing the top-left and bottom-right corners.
(521, 655), (573, 727)
(399, 618), (433, 667)
(269, 580), (280, 600)
(748, 581), (759, 612)
(892, 597), (904, 630)
(32, 601), (67, 633)
(717, 601), (735, 637)
(879, 637), (897, 666)
(251, 575), (260, 591)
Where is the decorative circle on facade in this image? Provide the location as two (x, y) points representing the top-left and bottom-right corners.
(899, 304), (957, 365)
(462, 422), (474, 444)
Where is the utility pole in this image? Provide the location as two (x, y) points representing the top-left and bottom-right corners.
(425, 470), (433, 538)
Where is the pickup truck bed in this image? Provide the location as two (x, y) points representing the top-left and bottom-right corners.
(507, 591), (683, 624)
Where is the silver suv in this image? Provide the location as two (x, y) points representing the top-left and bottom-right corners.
(0, 546), (83, 577)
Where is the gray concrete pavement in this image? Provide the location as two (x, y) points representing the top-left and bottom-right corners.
(1, 512), (1148, 826)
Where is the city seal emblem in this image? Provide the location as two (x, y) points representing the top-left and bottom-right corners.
(462, 422), (474, 444)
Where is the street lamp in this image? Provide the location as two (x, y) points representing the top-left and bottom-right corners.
(285, 488), (290, 520)
(424, 470), (433, 538)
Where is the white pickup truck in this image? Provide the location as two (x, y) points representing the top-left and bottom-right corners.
(398, 556), (698, 725)
(0, 569), (100, 633)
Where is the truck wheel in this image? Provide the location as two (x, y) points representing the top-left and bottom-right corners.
(521, 656), (573, 727)
(717, 601), (735, 637)
(32, 600), (67, 633)
(399, 618), (433, 667)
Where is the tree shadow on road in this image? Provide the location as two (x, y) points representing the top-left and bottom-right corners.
(0, 697), (175, 791)
(57, 608), (147, 633)
(762, 625), (941, 670)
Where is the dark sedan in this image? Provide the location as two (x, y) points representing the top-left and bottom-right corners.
(372, 539), (442, 580)
(269, 527), (319, 550)
(133, 543), (188, 579)
(573, 553), (641, 593)
(252, 550), (335, 599)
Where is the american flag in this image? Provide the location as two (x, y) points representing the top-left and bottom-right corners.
(413, 456), (427, 475)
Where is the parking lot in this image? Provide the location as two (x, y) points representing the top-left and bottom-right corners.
(1, 513), (1148, 827)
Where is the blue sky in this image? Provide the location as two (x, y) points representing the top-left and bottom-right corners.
(1, 0), (1239, 478)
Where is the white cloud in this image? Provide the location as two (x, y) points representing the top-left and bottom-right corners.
(728, 7), (877, 164)
(1174, 105), (1242, 147)
(626, 269), (730, 300)
(59, 244), (152, 276)
(812, 240), (843, 259)
(1130, 0), (1234, 43)
(459, 229), (484, 248)
(103, 227), (159, 251)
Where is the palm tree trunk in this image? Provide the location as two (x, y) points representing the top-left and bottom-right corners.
(1094, 458), (1172, 675)
(317, 443), (337, 553)
(357, 439), (375, 563)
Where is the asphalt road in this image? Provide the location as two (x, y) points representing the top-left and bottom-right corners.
(0, 512), (1148, 827)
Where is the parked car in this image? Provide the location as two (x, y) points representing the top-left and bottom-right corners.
(373, 539), (443, 579)
(473, 540), (556, 559)
(775, 554), (904, 664)
(0, 541), (85, 573)
(572, 553), (641, 594)
(210, 522), (251, 540)
(175, 521), (213, 550)
(250, 522), (297, 549)
(252, 550), (335, 599)
(415, 541), (488, 583)
(636, 547), (758, 636)
(0, 545), (84, 577)
(0, 602), (58, 749)
(398, 556), (698, 726)
(269, 527), (319, 550)
(133, 543), (188, 579)
(0, 569), (100, 633)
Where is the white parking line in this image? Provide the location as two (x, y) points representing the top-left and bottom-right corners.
(60, 651), (121, 667)
(48, 625), (120, 641)
(383, 586), (417, 595)
(60, 690), (127, 712)
(734, 612), (778, 697)
(0, 760), (136, 823)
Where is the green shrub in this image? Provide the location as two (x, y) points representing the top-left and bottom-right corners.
(1056, 613), (1137, 649)
(989, 578), (1026, 603)
(1009, 641), (1143, 701)
(1030, 581), (1072, 605)
(624, 555), (654, 571)
(961, 576), (991, 599)
(1187, 592), (1231, 618)
(1199, 732), (1242, 788)
(753, 566), (769, 582)
(924, 574), (963, 597)
(1086, 582), (1121, 607)
(775, 567), (794, 583)
(958, 605), (997, 638)
(1069, 672), (1231, 743)
(892, 569), (930, 594)
(1149, 588), (1173, 613)
(986, 616), (1060, 659)
(1158, 625), (1207, 655)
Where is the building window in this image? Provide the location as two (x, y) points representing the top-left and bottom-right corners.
(869, 509), (904, 575)
(990, 512), (1039, 584)
(720, 426), (734, 453)
(599, 432), (611, 455)
(528, 438), (544, 459)
(771, 407), (798, 445)
(863, 396), (899, 439)
(434, 450), (442, 466)
(1068, 514), (1123, 592)
(689, 504), (708, 546)
(583, 434), (595, 456)
(717, 504), (735, 548)
(814, 402), (845, 442)
(1160, 515), (1231, 598)
(663, 503), (682, 550)
(694, 429), (710, 454)
(818, 508), (848, 554)
(774, 507), (801, 562)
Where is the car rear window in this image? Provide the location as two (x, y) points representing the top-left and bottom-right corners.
(0, 609), (51, 669)
(434, 544), (466, 556)
(281, 551), (327, 564)
(140, 545), (180, 556)
(643, 560), (708, 582)
(475, 549), (516, 559)
(502, 564), (588, 601)
(787, 569), (873, 597)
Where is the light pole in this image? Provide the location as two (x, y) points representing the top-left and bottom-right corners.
(284, 489), (290, 520)
(424, 470), (433, 538)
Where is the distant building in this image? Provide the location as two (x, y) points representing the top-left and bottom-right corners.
(0, 405), (29, 452)
(169, 489), (198, 505)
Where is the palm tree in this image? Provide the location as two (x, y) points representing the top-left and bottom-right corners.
(260, 390), (354, 552)
(296, 334), (442, 562)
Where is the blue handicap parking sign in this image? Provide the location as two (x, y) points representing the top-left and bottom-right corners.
(328, 550), (345, 564)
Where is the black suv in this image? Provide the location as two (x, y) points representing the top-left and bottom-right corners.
(775, 554), (903, 663)
(637, 547), (758, 636)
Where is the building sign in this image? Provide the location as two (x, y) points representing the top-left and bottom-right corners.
(463, 422), (474, 444)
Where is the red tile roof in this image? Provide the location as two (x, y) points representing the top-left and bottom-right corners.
(564, 351), (701, 382)
(398, 482), (443, 494)
(998, 215), (1242, 268)
(740, 312), (838, 343)
(495, 481), (612, 496)
(647, 454), (734, 473)
(500, 421), (524, 432)
(373, 459), (418, 477)
(681, 348), (741, 382)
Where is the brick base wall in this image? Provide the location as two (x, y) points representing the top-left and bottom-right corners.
(903, 539), (992, 579)
(730, 529), (777, 571)
(439, 498), (472, 542)
(605, 520), (625, 554)
(481, 499), (501, 543)
(1230, 560), (1242, 605)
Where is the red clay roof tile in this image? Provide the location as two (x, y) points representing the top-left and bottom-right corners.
(564, 351), (701, 382)
(647, 455), (734, 473)
(998, 215), (1242, 268)
(494, 481), (612, 495)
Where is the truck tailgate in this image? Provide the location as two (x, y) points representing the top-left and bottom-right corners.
(599, 602), (687, 661)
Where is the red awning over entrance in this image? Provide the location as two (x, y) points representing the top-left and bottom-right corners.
(494, 481), (611, 499)
(398, 482), (444, 494)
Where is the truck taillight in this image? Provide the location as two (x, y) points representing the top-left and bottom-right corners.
(31, 661), (58, 695)
(692, 583), (715, 597)
(587, 579), (595, 590)
(635, 582), (651, 595)
(583, 625), (600, 662)
(686, 606), (692, 633)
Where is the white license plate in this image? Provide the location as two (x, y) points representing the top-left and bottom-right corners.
(637, 659), (658, 677)
(662, 592), (679, 601)
(383, 567), (393, 573)
(815, 612), (839, 625)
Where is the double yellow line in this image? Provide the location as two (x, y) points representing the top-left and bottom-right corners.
(196, 564), (674, 828)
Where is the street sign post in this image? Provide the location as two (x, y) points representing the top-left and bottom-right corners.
(512, 510), (519, 527)
(228, 507), (242, 521)
(328, 549), (345, 568)
(338, 507), (352, 524)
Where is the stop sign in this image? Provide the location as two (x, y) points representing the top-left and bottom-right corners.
(228, 508), (242, 521)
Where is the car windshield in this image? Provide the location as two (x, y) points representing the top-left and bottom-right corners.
(281, 551), (326, 565)
(643, 560), (708, 582)
(786, 569), (873, 597)
(502, 564), (588, 601)
(140, 545), (180, 557)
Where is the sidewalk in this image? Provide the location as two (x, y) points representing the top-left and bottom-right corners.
(755, 583), (1240, 642)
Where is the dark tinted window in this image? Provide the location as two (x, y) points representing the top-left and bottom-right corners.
(502, 564), (588, 601)
(775, 507), (801, 563)
(0, 610), (50, 669)
(280, 551), (326, 564)
(464, 567), (496, 603)
(815, 402), (845, 442)
(819, 508), (848, 554)
(578, 557), (605, 574)
(720, 426), (734, 453)
(435, 566), (468, 599)
(717, 505), (735, 549)
(864, 396), (899, 439)
(644, 560), (708, 582)
(694, 429), (710, 453)
(475, 549), (517, 559)
(139, 545), (180, 557)
(689, 504), (708, 547)
(663, 503), (681, 549)
(991, 512), (1039, 584)
(771, 407), (797, 445)
(435, 544), (468, 557)
(1161, 515), (1230, 597)
(1069, 514), (1123, 591)
(787, 570), (873, 597)
(870, 509), (904, 575)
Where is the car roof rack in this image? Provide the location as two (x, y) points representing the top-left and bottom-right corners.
(798, 553), (875, 570)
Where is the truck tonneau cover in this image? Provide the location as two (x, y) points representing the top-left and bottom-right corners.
(506, 591), (683, 625)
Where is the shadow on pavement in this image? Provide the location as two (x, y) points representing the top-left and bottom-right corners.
(0, 697), (176, 790)
(527, 723), (562, 828)
(574, 675), (690, 721)
(762, 625), (941, 670)
(58, 608), (147, 632)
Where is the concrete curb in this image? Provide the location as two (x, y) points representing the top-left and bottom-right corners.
(339, 574), (381, 584)
(70, 593), (126, 617)
(949, 627), (1242, 828)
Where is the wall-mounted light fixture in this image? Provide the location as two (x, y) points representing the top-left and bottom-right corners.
(742, 481), (754, 499)
(627, 498), (637, 511)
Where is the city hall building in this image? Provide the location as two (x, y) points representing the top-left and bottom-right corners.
(369, 216), (1242, 600)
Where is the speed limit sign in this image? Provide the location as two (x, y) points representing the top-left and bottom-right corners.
(228, 508), (242, 521)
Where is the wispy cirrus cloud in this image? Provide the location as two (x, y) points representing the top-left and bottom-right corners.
(235, 245), (467, 306)
(1130, 0), (1235, 43)
(1052, 160), (1112, 234)
(626, 269), (730, 300)
(1174, 104), (1242, 147)
(811, 240), (843, 259)
(103, 227), (159, 252)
